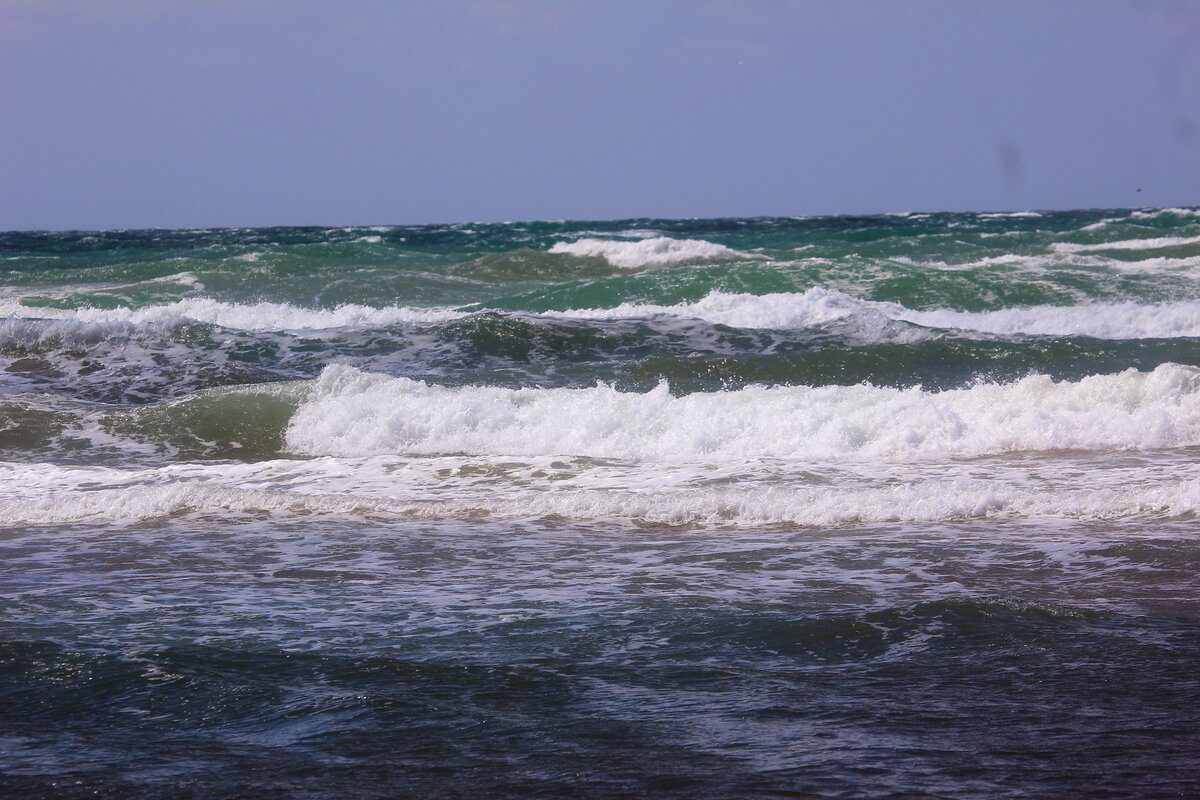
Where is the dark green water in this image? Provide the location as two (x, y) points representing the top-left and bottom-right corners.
(2, 209), (1199, 797)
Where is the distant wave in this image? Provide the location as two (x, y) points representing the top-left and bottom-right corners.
(542, 289), (891, 329)
(548, 289), (1200, 339)
(0, 298), (466, 332)
(1130, 207), (1200, 220)
(1052, 235), (1200, 253)
(548, 236), (751, 268)
(894, 299), (1200, 338)
(10, 290), (1200, 339)
(976, 211), (1043, 219)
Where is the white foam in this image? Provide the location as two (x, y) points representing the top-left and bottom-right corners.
(283, 363), (1200, 462)
(977, 211), (1043, 219)
(547, 236), (750, 268)
(891, 245), (1200, 272)
(888, 254), (1062, 271)
(0, 299), (467, 332)
(896, 300), (1200, 338)
(543, 288), (886, 329)
(8, 289), (1200, 340)
(142, 270), (205, 289)
(4, 457), (1199, 528)
(1079, 218), (1123, 232)
(1130, 208), (1200, 220)
(1053, 235), (1200, 254)
(545, 289), (1200, 339)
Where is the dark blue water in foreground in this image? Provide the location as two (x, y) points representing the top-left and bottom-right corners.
(4, 520), (1199, 799)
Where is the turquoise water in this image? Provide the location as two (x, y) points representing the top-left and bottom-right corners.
(2, 209), (1200, 797)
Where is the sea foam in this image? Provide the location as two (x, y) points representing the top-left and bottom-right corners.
(548, 289), (1200, 339)
(543, 289), (880, 329)
(547, 236), (750, 268)
(0, 298), (466, 332)
(8, 290), (1200, 340)
(1052, 235), (1200, 253)
(283, 363), (1200, 462)
(4, 459), (1199, 527)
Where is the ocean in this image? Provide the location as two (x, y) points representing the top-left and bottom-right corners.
(2, 209), (1199, 798)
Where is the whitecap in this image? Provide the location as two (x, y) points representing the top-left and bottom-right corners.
(283, 363), (1200, 462)
(0, 299), (467, 332)
(548, 236), (751, 268)
(1052, 235), (1200, 253)
(544, 289), (1200, 339)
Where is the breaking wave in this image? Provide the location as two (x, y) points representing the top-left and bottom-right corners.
(548, 289), (1200, 339)
(11, 290), (1200, 340)
(547, 236), (751, 268)
(0, 298), (466, 332)
(285, 363), (1200, 461)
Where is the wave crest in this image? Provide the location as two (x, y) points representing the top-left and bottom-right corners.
(10, 290), (1200, 340)
(547, 236), (750, 268)
(284, 364), (1200, 461)
(550, 289), (1200, 339)
(1, 298), (466, 332)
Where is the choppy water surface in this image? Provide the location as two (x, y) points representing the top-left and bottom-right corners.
(2, 210), (1199, 798)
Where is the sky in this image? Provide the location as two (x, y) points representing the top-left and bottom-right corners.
(2, 0), (1199, 230)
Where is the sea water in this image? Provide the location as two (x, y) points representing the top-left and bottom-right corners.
(2, 210), (1198, 797)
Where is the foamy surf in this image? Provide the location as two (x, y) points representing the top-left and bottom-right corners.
(896, 299), (1200, 338)
(543, 288), (884, 329)
(1052, 235), (1200, 253)
(284, 363), (1200, 462)
(547, 236), (751, 268)
(548, 289), (1200, 339)
(10, 291), (1200, 339)
(4, 457), (1198, 527)
(0, 298), (467, 331)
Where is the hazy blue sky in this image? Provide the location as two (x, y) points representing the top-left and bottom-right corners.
(2, 0), (1199, 229)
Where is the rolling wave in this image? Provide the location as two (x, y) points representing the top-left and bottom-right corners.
(10, 290), (1200, 339)
(286, 364), (1200, 461)
(547, 236), (751, 268)
(9, 362), (1200, 466)
(0, 298), (465, 332)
